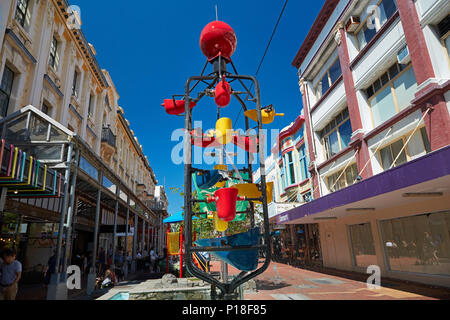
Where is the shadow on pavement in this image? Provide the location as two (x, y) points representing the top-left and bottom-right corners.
(255, 279), (291, 291)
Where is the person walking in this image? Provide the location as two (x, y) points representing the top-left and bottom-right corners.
(149, 247), (157, 273)
(43, 250), (59, 286)
(0, 248), (22, 300)
(98, 247), (106, 275)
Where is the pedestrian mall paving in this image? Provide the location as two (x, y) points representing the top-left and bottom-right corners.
(210, 261), (450, 300)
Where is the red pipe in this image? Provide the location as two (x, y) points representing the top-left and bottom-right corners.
(179, 225), (183, 278)
(166, 223), (170, 274)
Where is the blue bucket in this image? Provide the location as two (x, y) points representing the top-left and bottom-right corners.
(195, 228), (260, 271)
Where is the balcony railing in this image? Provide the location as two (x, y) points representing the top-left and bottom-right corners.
(144, 199), (167, 211)
(101, 126), (116, 148)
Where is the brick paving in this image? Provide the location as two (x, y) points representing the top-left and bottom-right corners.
(210, 261), (450, 300)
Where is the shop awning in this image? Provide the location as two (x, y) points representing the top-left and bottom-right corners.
(164, 211), (199, 224)
(277, 146), (450, 225)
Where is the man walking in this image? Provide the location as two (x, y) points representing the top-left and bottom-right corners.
(0, 248), (22, 300)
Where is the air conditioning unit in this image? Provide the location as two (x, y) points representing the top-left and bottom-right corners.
(397, 45), (411, 65)
(346, 16), (361, 33)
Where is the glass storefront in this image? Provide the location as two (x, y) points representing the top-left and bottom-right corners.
(380, 211), (450, 276)
(349, 223), (378, 268)
(270, 223), (323, 267)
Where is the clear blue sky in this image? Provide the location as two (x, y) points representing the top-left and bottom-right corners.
(73, 0), (325, 214)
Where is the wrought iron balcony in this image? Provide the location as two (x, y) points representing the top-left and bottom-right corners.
(101, 126), (116, 148)
(144, 199), (167, 212)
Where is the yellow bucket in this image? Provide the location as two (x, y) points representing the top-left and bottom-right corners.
(213, 211), (228, 232)
(244, 109), (284, 125)
(167, 232), (181, 255)
(215, 117), (233, 145)
(233, 182), (274, 204)
(213, 164), (227, 188)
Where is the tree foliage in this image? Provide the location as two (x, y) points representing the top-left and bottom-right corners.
(169, 185), (253, 239)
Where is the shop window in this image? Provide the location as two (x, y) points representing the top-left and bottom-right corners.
(327, 163), (358, 193)
(15, 0), (31, 28)
(366, 62), (417, 127)
(379, 138), (408, 170)
(356, 0), (398, 50)
(0, 66), (15, 117)
(315, 57), (342, 99)
(380, 211), (450, 276)
(320, 108), (352, 159)
(49, 36), (60, 70)
(80, 156), (98, 180)
(349, 223), (378, 268)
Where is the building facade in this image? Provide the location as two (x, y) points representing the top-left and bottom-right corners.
(278, 0), (450, 288)
(254, 115), (322, 266)
(0, 0), (168, 298)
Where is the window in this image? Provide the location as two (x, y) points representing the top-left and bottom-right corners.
(285, 151), (296, 185)
(366, 62), (417, 127)
(279, 162), (286, 191)
(0, 66), (15, 117)
(298, 144), (309, 182)
(320, 108), (352, 159)
(105, 95), (111, 109)
(420, 127), (431, 154)
(88, 94), (94, 119)
(303, 191), (312, 203)
(437, 15), (450, 63)
(349, 223), (378, 268)
(327, 163), (358, 193)
(42, 102), (50, 115)
(49, 37), (59, 70)
(72, 70), (79, 97)
(380, 211), (450, 276)
(356, 0), (398, 50)
(15, 0), (30, 28)
(315, 58), (342, 99)
(379, 138), (408, 170)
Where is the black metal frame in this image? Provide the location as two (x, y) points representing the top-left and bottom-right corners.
(182, 59), (272, 300)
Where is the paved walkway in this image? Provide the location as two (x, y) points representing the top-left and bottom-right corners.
(210, 261), (450, 300)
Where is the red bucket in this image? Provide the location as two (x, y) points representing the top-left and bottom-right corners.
(214, 187), (239, 222)
(162, 99), (196, 115)
(215, 80), (231, 108)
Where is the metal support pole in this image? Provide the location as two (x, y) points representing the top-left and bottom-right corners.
(166, 223), (170, 274)
(122, 197), (129, 276)
(92, 180), (102, 275)
(87, 172), (102, 295)
(141, 217), (145, 254)
(124, 197), (130, 265)
(131, 212), (137, 273)
(112, 186), (119, 269)
(62, 148), (80, 275)
(54, 143), (73, 283)
(48, 142), (73, 300)
(146, 216), (150, 252)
